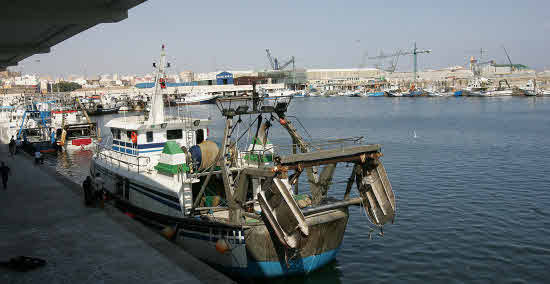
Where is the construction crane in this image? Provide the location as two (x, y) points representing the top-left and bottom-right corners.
(502, 45), (514, 72)
(371, 50), (400, 73)
(265, 49), (295, 71)
(369, 42), (431, 81)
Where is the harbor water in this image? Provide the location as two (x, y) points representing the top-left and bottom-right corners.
(46, 97), (550, 283)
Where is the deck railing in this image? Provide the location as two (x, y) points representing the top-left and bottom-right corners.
(95, 138), (151, 173)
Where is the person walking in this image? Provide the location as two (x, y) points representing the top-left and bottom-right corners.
(82, 176), (93, 206)
(34, 150), (43, 165)
(0, 162), (11, 190)
(8, 136), (15, 157)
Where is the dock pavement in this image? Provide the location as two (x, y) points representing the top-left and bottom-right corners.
(0, 142), (234, 283)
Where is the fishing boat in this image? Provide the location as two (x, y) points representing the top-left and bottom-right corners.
(464, 77), (490, 96)
(16, 109), (58, 153)
(91, 45), (397, 278)
(87, 104), (120, 115)
(486, 79), (513, 96)
(51, 106), (98, 151)
(85, 95), (120, 115)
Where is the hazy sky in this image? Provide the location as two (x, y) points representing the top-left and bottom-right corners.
(18, 0), (550, 76)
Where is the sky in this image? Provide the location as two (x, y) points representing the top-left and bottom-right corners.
(17, 0), (550, 77)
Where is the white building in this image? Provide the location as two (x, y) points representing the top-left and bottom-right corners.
(14, 74), (38, 86)
(306, 68), (381, 81)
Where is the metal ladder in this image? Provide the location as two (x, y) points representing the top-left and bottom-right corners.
(181, 183), (193, 215)
(179, 104), (195, 215)
(178, 105), (194, 148)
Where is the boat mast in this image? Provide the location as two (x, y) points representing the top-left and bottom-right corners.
(148, 44), (167, 125)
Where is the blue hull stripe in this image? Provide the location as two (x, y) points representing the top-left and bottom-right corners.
(217, 247), (340, 277)
(138, 142), (165, 149)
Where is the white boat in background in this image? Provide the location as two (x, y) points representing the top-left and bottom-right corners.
(261, 88), (295, 99)
(177, 92), (219, 105)
(118, 106), (130, 112)
(485, 89), (513, 96)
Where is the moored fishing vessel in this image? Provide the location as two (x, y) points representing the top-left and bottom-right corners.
(90, 45), (397, 278)
(51, 105), (98, 151)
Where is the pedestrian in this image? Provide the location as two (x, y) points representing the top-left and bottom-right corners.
(82, 176), (93, 206)
(34, 150), (43, 165)
(0, 162), (11, 190)
(8, 136), (15, 157)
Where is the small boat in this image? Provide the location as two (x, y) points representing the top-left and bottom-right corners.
(402, 90), (425, 97)
(118, 106), (130, 113)
(87, 104), (120, 115)
(368, 91), (385, 97)
(176, 92), (219, 105)
(388, 92), (404, 97)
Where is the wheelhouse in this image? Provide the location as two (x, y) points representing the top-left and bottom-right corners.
(105, 117), (210, 157)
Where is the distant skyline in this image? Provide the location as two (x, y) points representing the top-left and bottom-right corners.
(14, 0), (550, 76)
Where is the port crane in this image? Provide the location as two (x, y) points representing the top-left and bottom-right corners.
(372, 49), (403, 73)
(502, 45), (515, 72)
(369, 42), (431, 80)
(266, 49), (295, 71)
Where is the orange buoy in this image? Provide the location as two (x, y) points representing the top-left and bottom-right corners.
(279, 118), (287, 125)
(215, 238), (230, 254)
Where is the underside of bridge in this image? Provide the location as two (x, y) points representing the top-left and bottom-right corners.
(0, 0), (146, 71)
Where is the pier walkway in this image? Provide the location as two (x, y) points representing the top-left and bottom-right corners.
(0, 143), (233, 283)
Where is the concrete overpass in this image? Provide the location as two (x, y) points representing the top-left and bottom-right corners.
(0, 0), (146, 71)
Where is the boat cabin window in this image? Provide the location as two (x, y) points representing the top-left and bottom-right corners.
(146, 131), (153, 142)
(111, 128), (121, 139)
(196, 129), (204, 144)
(167, 129), (182, 140)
